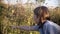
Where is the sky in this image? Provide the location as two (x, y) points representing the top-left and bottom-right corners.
(3, 0), (36, 4)
(3, 0), (59, 8)
(43, 0), (58, 8)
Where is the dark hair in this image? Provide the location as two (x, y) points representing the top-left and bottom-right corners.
(34, 6), (50, 20)
(34, 6), (50, 28)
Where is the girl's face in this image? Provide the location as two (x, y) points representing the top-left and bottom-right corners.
(34, 15), (39, 24)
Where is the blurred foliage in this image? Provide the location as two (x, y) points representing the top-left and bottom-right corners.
(0, 0), (60, 34)
(49, 7), (60, 25)
(0, 1), (40, 34)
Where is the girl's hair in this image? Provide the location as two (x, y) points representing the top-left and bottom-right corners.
(34, 6), (50, 28)
(34, 6), (50, 20)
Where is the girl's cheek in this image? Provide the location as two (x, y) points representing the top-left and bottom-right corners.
(34, 16), (39, 24)
(34, 15), (37, 22)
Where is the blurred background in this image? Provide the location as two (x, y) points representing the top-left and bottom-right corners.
(0, 0), (60, 34)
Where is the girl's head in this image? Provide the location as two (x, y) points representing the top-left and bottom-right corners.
(34, 6), (50, 24)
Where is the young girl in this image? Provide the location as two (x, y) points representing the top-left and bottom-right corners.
(11, 6), (60, 34)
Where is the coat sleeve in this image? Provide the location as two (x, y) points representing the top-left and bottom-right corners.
(11, 25), (39, 31)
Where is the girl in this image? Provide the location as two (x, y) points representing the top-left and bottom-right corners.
(11, 6), (60, 34)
